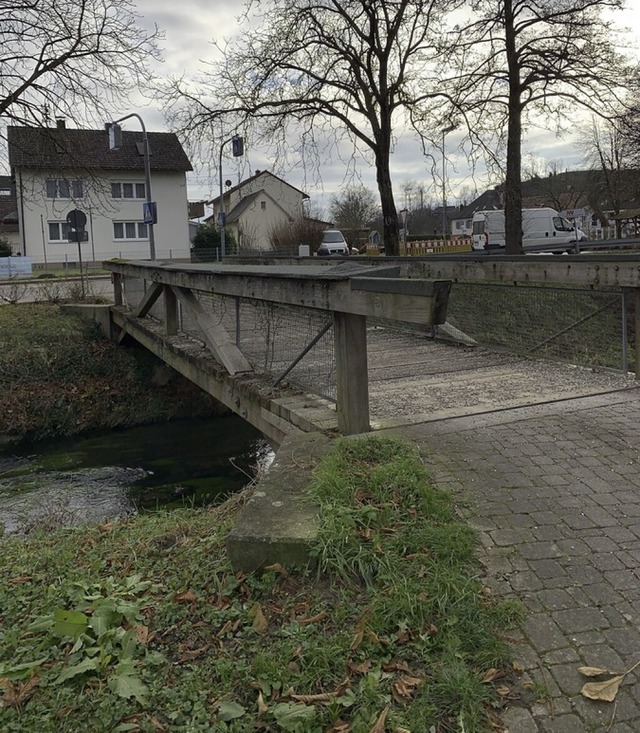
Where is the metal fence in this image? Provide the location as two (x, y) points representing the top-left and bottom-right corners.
(446, 282), (631, 372)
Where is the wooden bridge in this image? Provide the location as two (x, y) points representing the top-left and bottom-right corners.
(91, 255), (640, 447)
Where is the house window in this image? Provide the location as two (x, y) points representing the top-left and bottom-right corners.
(113, 221), (148, 240)
(261, 201), (267, 210)
(455, 221), (463, 230)
(111, 182), (146, 199)
(48, 221), (70, 241)
(46, 179), (83, 199)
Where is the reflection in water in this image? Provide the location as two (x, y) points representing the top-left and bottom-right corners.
(0, 416), (274, 534)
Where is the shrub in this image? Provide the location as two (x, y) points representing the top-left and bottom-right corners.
(0, 237), (12, 257)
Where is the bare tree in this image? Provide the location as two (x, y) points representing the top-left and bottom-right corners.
(0, 0), (161, 132)
(163, 0), (458, 256)
(329, 186), (380, 230)
(449, 0), (636, 253)
(579, 117), (640, 236)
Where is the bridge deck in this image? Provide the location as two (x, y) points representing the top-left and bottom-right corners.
(366, 328), (637, 428)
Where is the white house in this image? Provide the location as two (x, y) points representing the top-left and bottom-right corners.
(7, 121), (193, 265)
(207, 170), (309, 250)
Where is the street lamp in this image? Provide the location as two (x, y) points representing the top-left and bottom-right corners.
(107, 113), (156, 260)
(441, 122), (458, 243)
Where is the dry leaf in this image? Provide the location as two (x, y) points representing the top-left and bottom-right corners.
(578, 666), (612, 677)
(174, 590), (196, 604)
(1, 676), (39, 708)
(257, 691), (268, 717)
(348, 659), (372, 675)
(250, 603), (269, 633)
(135, 625), (150, 645)
(8, 575), (32, 584)
(581, 676), (624, 702)
(298, 611), (327, 625)
(330, 721), (350, 732)
(496, 685), (511, 697)
(174, 644), (211, 665)
(369, 706), (389, 733)
(350, 630), (364, 650)
(482, 668), (502, 683)
(512, 661), (525, 674)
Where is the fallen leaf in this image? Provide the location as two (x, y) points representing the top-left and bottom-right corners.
(1, 675), (39, 708)
(135, 625), (150, 645)
(496, 685), (511, 697)
(264, 563), (288, 576)
(8, 575), (32, 584)
(174, 590), (196, 604)
(288, 661), (300, 674)
(250, 603), (269, 633)
(512, 661), (525, 674)
(581, 676), (624, 702)
(298, 611), (327, 625)
(257, 691), (268, 717)
(578, 666), (612, 677)
(147, 716), (166, 732)
(174, 645), (211, 665)
(330, 721), (350, 732)
(482, 668), (504, 683)
(350, 630), (364, 650)
(348, 660), (372, 675)
(369, 706), (389, 733)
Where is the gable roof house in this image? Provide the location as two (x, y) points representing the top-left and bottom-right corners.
(206, 170), (309, 251)
(8, 121), (193, 264)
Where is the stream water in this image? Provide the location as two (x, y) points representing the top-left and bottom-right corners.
(0, 416), (273, 534)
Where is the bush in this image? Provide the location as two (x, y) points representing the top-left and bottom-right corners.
(191, 224), (236, 253)
(269, 216), (325, 254)
(0, 237), (12, 257)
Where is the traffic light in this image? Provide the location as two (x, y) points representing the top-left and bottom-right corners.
(232, 135), (244, 157)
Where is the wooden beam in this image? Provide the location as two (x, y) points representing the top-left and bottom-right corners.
(164, 285), (179, 336)
(171, 285), (252, 375)
(333, 311), (370, 435)
(133, 281), (163, 318)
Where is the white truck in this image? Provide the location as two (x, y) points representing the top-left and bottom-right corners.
(471, 207), (587, 252)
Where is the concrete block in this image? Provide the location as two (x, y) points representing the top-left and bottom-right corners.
(227, 431), (334, 572)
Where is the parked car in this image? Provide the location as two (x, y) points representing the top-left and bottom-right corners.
(317, 229), (349, 256)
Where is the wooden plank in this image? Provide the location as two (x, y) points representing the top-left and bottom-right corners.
(171, 286), (252, 375)
(334, 311), (370, 434)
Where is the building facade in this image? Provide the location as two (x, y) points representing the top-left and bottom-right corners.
(8, 122), (192, 265)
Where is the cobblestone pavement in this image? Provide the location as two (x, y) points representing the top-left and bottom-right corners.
(396, 389), (640, 733)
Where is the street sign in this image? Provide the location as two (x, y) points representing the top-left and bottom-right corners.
(217, 212), (226, 227)
(143, 201), (157, 225)
(66, 209), (87, 229)
(232, 135), (244, 157)
(561, 208), (586, 219)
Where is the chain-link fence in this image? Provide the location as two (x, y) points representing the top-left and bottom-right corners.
(446, 282), (631, 372)
(122, 277), (338, 401)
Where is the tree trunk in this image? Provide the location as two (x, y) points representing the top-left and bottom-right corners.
(504, 0), (524, 255)
(374, 124), (399, 256)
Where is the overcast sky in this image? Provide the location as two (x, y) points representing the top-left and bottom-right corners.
(132, 0), (640, 215)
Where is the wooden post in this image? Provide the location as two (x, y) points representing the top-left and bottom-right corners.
(635, 289), (640, 379)
(113, 272), (123, 306)
(164, 285), (179, 336)
(333, 311), (370, 434)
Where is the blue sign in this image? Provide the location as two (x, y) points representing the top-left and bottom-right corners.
(143, 202), (157, 225)
(217, 212), (226, 227)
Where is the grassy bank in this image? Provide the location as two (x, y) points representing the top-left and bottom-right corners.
(0, 304), (225, 444)
(0, 436), (522, 732)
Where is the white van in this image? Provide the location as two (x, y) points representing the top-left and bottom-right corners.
(472, 208), (587, 252)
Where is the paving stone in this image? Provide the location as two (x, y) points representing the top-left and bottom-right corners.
(538, 713), (585, 732)
(522, 615), (568, 652)
(501, 706), (539, 733)
(553, 607), (610, 634)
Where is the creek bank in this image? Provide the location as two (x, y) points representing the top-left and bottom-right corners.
(0, 303), (227, 445)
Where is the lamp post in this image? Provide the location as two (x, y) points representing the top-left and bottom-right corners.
(218, 134), (244, 258)
(107, 113), (155, 260)
(441, 123), (458, 243)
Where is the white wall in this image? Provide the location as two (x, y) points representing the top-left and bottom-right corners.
(15, 169), (190, 265)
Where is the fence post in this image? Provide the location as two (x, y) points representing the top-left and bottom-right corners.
(622, 290), (629, 374)
(635, 289), (640, 379)
(333, 311), (370, 434)
(113, 273), (123, 306)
